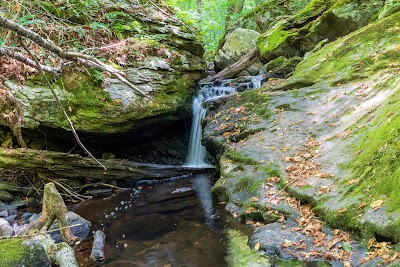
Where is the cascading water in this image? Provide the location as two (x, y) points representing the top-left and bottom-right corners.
(185, 89), (210, 167)
(251, 75), (263, 89)
(185, 85), (236, 167)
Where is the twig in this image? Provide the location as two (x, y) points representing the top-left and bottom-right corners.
(19, 38), (107, 171)
(51, 179), (91, 201)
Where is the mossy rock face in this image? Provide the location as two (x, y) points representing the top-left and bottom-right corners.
(2, 1), (205, 135)
(0, 239), (51, 267)
(222, 0), (310, 37)
(293, 11), (400, 84)
(378, 0), (400, 19)
(300, 0), (385, 52)
(257, 20), (301, 62)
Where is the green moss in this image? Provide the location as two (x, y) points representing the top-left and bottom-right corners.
(234, 176), (253, 192)
(0, 238), (50, 267)
(291, 0), (333, 26)
(257, 21), (300, 61)
(344, 92), (400, 212)
(225, 150), (259, 165)
(225, 230), (271, 267)
(293, 12), (400, 84)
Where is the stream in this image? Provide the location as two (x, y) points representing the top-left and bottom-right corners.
(72, 174), (249, 267)
(71, 76), (316, 267)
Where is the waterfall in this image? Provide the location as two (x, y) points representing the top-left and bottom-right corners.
(185, 85), (236, 167)
(185, 75), (264, 167)
(251, 75), (263, 89)
(185, 90), (210, 167)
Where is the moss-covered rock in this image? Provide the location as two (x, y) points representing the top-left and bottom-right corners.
(203, 4), (400, 261)
(0, 239), (51, 267)
(300, 0), (385, 52)
(214, 28), (260, 70)
(293, 11), (400, 84)
(1, 0), (205, 136)
(377, 0), (400, 19)
(257, 20), (301, 62)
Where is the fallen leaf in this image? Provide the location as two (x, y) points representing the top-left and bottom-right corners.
(342, 242), (352, 252)
(338, 207), (347, 213)
(254, 242), (261, 251)
(357, 202), (367, 209)
(370, 200), (384, 211)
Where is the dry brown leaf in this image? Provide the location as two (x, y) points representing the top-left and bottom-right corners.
(370, 200), (384, 211)
(254, 242), (261, 251)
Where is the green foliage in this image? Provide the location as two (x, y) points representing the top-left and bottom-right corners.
(167, 0), (263, 56)
(18, 14), (46, 26)
(90, 22), (112, 35)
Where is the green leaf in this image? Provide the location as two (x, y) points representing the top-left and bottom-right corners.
(342, 242), (352, 252)
(90, 22), (112, 35)
(0, 38), (3, 47)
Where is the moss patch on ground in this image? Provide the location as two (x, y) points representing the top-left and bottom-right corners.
(226, 229), (271, 267)
(344, 89), (400, 212)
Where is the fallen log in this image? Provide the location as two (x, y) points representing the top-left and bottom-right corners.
(90, 230), (106, 265)
(0, 148), (214, 180)
(210, 48), (260, 81)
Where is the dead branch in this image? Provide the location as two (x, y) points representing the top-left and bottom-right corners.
(0, 47), (61, 74)
(90, 230), (106, 264)
(0, 14), (147, 97)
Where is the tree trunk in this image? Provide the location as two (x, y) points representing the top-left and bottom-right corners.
(0, 148), (213, 180)
(210, 48), (260, 80)
(225, 0), (245, 24)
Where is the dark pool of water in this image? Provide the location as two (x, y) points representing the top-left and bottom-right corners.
(72, 173), (238, 267)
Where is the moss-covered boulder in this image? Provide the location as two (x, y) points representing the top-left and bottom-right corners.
(0, 239), (51, 267)
(299, 0), (385, 52)
(1, 0), (205, 136)
(257, 20), (301, 62)
(214, 28), (260, 71)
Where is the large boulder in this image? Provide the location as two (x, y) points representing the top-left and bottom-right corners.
(299, 0), (385, 52)
(214, 28), (260, 71)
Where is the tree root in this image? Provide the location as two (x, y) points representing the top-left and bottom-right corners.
(19, 182), (80, 245)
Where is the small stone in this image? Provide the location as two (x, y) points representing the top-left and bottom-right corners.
(0, 190), (13, 202)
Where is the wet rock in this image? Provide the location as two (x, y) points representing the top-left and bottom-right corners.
(10, 197), (26, 207)
(29, 211), (91, 242)
(50, 212), (91, 242)
(0, 218), (12, 236)
(0, 190), (13, 202)
(0, 210), (7, 218)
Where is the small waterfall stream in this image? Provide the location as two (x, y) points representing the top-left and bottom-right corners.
(185, 85), (236, 167)
(185, 75), (264, 167)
